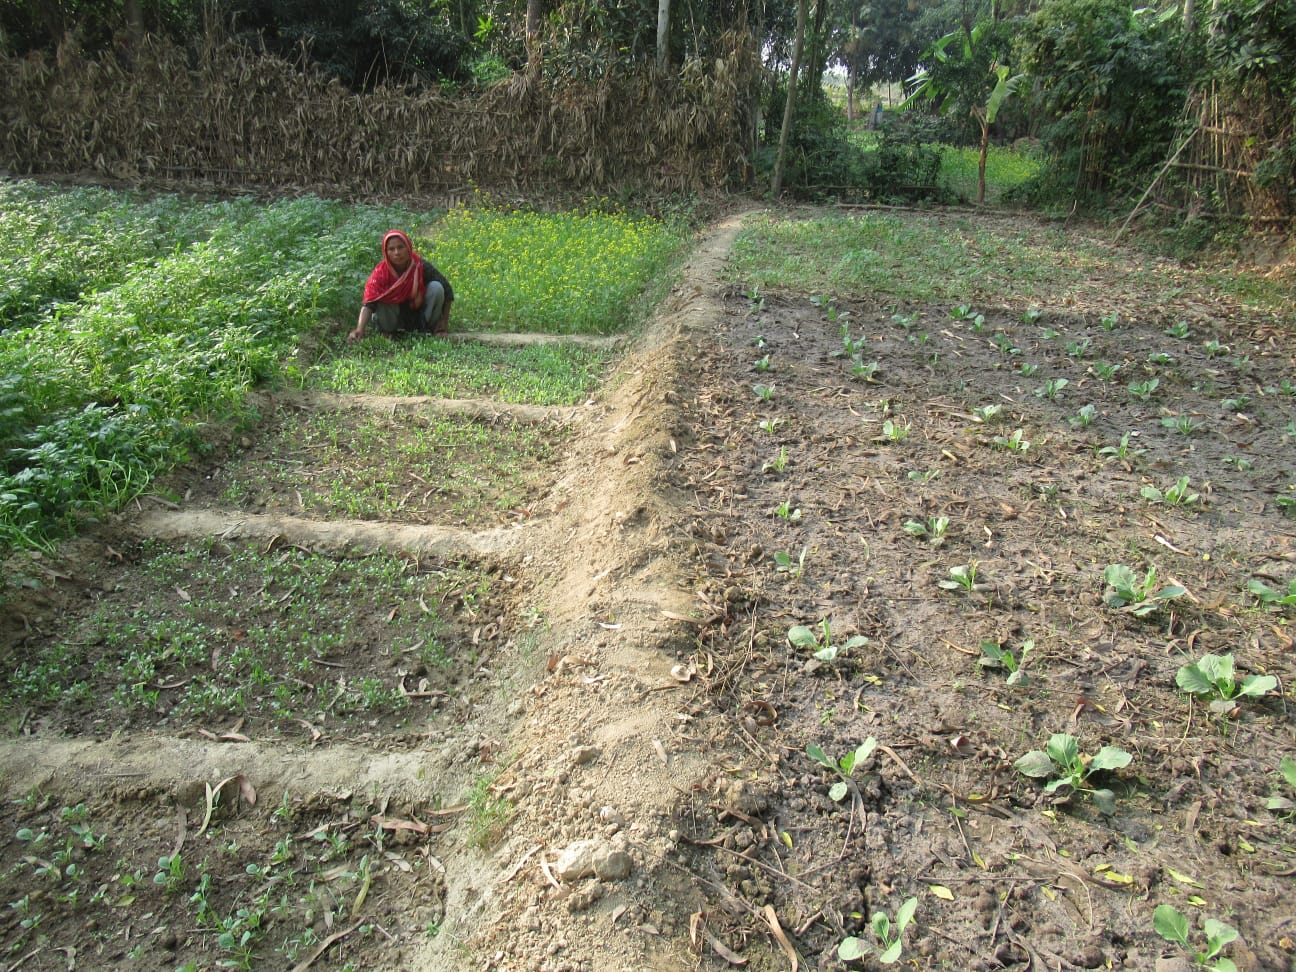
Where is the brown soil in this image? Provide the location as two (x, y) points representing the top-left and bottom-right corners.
(2, 210), (1295, 972)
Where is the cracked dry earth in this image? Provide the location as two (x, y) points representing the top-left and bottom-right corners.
(3, 209), (1296, 972)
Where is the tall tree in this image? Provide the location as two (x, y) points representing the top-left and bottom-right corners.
(772, 0), (809, 195)
(656, 0), (669, 68)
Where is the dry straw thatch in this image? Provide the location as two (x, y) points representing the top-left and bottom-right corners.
(1, 31), (760, 199)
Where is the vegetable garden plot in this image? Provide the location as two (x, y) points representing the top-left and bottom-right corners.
(0, 538), (502, 738)
(182, 405), (565, 527)
(0, 772), (447, 970)
(302, 339), (613, 406)
(670, 289), (1296, 970)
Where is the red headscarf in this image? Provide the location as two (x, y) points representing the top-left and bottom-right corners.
(362, 230), (425, 307)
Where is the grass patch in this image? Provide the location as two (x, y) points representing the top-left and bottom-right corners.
(303, 340), (610, 405)
(433, 207), (688, 334)
(728, 211), (1090, 303)
(938, 144), (1042, 204)
(0, 540), (480, 729)
(218, 409), (562, 524)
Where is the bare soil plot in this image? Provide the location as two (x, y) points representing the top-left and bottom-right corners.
(661, 279), (1296, 969)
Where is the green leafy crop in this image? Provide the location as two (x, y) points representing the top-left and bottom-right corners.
(1175, 653), (1277, 715)
(1014, 732), (1132, 815)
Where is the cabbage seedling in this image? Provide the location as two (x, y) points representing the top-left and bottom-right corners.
(849, 358), (881, 382)
(1128, 377), (1160, 401)
(1035, 377), (1068, 400)
(1140, 476), (1199, 506)
(838, 896), (917, 965)
(752, 383), (774, 401)
(1096, 431), (1145, 461)
(1102, 564), (1186, 616)
(992, 428), (1030, 452)
(1267, 756), (1296, 816)
(1014, 732), (1132, 815)
(878, 419), (909, 444)
(979, 639), (1032, 685)
(1248, 575), (1296, 607)
(1091, 361), (1120, 380)
(1153, 905), (1238, 972)
(939, 561), (978, 592)
(788, 618), (867, 663)
(1176, 652), (1277, 716)
(903, 516), (949, 547)
(1069, 404), (1097, 428)
(1165, 320), (1191, 339)
(806, 736), (877, 801)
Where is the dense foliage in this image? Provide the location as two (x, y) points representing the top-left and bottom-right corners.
(0, 186), (684, 550)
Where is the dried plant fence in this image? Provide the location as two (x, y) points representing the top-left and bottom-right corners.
(0, 31), (760, 200)
(1119, 81), (1293, 238)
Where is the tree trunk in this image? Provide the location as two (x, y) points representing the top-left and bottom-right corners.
(976, 109), (989, 205)
(772, 0), (809, 196)
(657, 0), (670, 69)
(527, 0), (543, 67)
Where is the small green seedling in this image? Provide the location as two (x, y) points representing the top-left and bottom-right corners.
(1065, 337), (1091, 358)
(1035, 377), (1069, 400)
(850, 358), (881, 382)
(1095, 431), (1145, 461)
(838, 896), (917, 965)
(1148, 351), (1174, 365)
(1165, 320), (1191, 339)
(1140, 476), (1200, 506)
(1128, 377), (1160, 401)
(1176, 652), (1277, 716)
(1018, 362), (1039, 377)
(980, 639), (1033, 686)
(907, 469), (941, 484)
(1102, 564), (1186, 617)
(1069, 404), (1098, 429)
(753, 353), (771, 372)
(1091, 361), (1120, 380)
(939, 561), (979, 592)
(972, 403), (1004, 423)
(1153, 904), (1238, 972)
(992, 428), (1030, 452)
(1203, 339), (1229, 357)
(775, 498), (802, 521)
(758, 417), (781, 433)
(752, 383), (775, 402)
(948, 303), (978, 321)
(1220, 395), (1250, 411)
(990, 332), (1019, 355)
(1275, 487), (1296, 517)
(774, 547), (808, 578)
(1162, 414), (1205, 435)
(753, 334), (768, 348)
(788, 618), (868, 663)
(154, 854), (187, 892)
(1100, 311), (1120, 331)
(763, 447), (789, 473)
(1014, 732), (1132, 815)
(1248, 576), (1296, 607)
(837, 324), (867, 357)
(806, 737), (878, 801)
(878, 418), (909, 443)
(1266, 756), (1296, 816)
(903, 516), (949, 547)
(1021, 307), (1043, 324)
